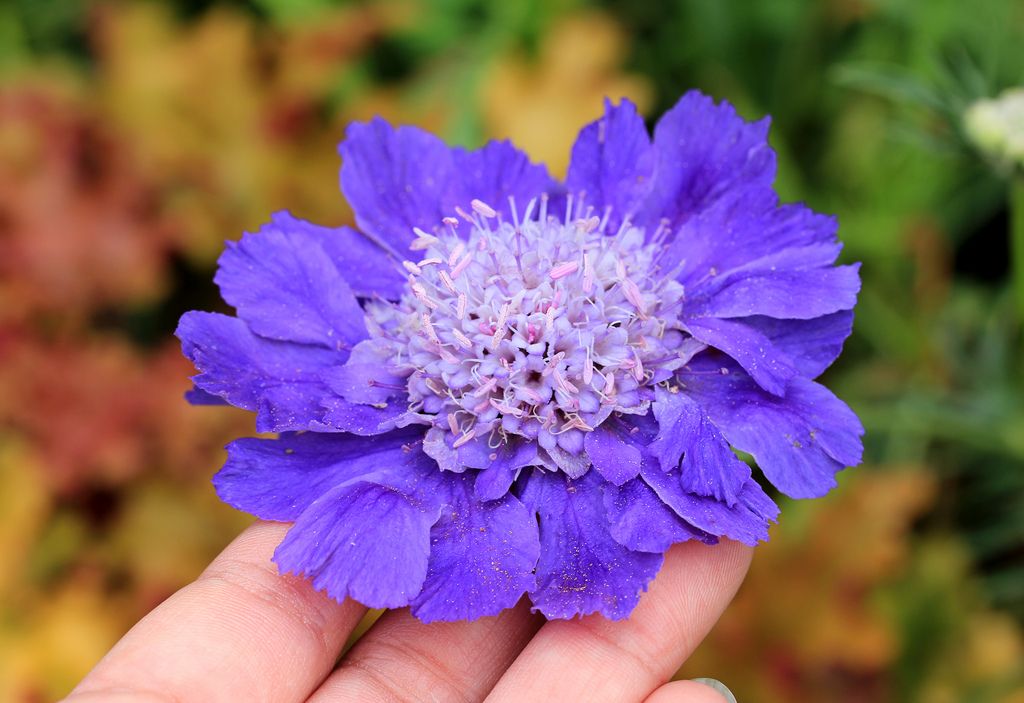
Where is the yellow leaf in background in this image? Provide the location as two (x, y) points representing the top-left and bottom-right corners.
(895, 539), (1024, 701)
(0, 575), (124, 703)
(966, 613), (1024, 680)
(480, 12), (651, 177)
(0, 440), (48, 598)
(95, 2), (259, 177)
(678, 468), (936, 703)
(110, 476), (252, 603)
(91, 2), (394, 263)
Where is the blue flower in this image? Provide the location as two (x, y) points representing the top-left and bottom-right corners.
(178, 92), (863, 622)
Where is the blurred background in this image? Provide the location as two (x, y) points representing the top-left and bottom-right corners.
(1, 0), (1023, 700)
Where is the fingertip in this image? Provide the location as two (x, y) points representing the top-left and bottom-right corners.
(646, 538), (753, 624)
(645, 679), (736, 703)
(669, 537), (753, 574)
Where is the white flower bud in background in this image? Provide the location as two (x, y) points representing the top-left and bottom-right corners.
(965, 87), (1024, 173)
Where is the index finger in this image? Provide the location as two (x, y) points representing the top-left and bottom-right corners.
(65, 521), (365, 703)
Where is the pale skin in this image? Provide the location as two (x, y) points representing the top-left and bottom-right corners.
(66, 521), (749, 703)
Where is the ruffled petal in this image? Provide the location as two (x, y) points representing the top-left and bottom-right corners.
(638, 90), (775, 231)
(453, 140), (554, 221)
(565, 98), (654, 232)
(604, 477), (715, 552)
(411, 474), (540, 622)
(184, 386), (228, 405)
(682, 358), (864, 498)
(260, 211), (404, 300)
(273, 471), (442, 609)
(584, 424), (642, 486)
(661, 189), (858, 323)
(319, 394), (407, 436)
(682, 316), (798, 396)
(662, 190), (841, 288)
(641, 464), (778, 546)
(176, 311), (338, 432)
(339, 118), (553, 256)
(421, 426), (468, 473)
(688, 264), (861, 321)
(649, 387), (750, 505)
(323, 363), (408, 406)
(214, 427), (425, 521)
(474, 440), (538, 501)
(524, 469), (663, 620)
(339, 118), (460, 256)
(215, 223), (367, 349)
(742, 311), (854, 379)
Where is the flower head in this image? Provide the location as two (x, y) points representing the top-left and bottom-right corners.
(178, 92), (863, 621)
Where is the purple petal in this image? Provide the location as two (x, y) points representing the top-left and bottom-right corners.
(682, 316), (797, 396)
(176, 311), (339, 432)
(450, 433), (496, 470)
(262, 211), (404, 300)
(214, 427), (424, 521)
(474, 440), (538, 501)
(422, 426), (468, 473)
(663, 191), (842, 289)
(681, 358), (864, 498)
(453, 140), (554, 220)
(184, 385), (228, 405)
(565, 98), (654, 232)
(658, 189), (859, 323)
(641, 464), (778, 546)
(320, 394), (407, 436)
(523, 469), (663, 620)
(340, 118), (552, 256)
(273, 474), (442, 609)
(604, 477), (716, 552)
(411, 474), (540, 622)
(584, 424), (642, 486)
(215, 224), (367, 349)
(323, 363), (408, 405)
(649, 387), (750, 505)
(339, 117), (460, 256)
(689, 264), (861, 321)
(638, 90), (775, 230)
(742, 311), (854, 378)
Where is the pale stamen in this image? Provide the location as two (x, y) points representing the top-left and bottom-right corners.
(549, 260), (580, 280)
(448, 242), (465, 267)
(471, 198), (498, 218)
(450, 252), (473, 278)
(452, 328), (474, 349)
(452, 429), (477, 448)
(438, 269), (457, 293)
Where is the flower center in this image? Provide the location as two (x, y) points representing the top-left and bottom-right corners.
(366, 196), (697, 473)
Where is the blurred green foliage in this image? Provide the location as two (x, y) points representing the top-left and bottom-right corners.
(1, 1), (1023, 701)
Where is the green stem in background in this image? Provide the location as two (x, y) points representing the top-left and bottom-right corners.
(1012, 175), (1024, 320)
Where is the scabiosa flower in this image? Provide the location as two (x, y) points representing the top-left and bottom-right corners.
(178, 92), (863, 622)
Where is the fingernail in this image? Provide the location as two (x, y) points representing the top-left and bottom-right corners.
(690, 678), (737, 703)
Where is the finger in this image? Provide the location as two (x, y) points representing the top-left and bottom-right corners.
(485, 539), (752, 703)
(308, 599), (543, 702)
(67, 521), (366, 703)
(645, 680), (734, 703)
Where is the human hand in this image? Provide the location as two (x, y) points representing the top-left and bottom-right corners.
(65, 521), (747, 703)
